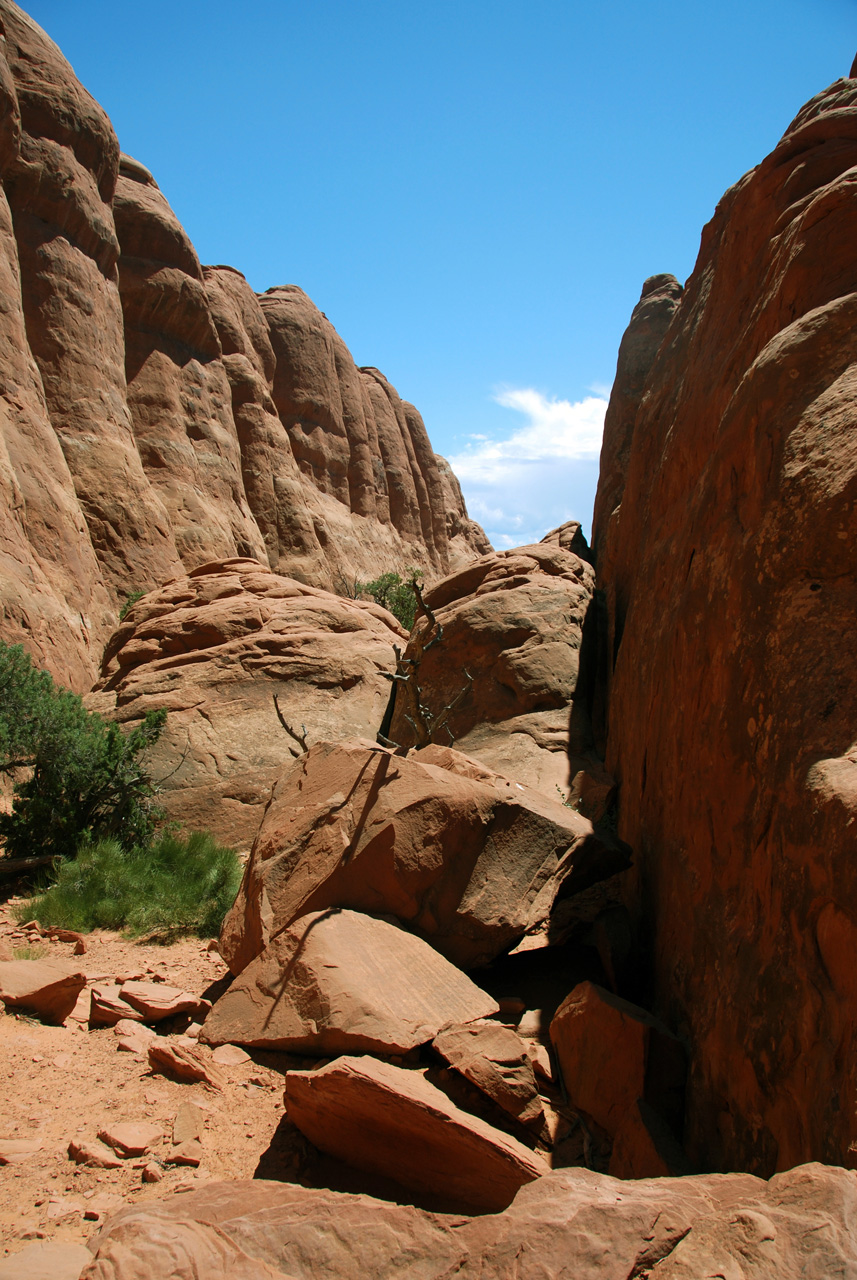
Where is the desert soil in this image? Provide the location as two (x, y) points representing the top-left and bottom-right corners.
(0, 897), (292, 1257)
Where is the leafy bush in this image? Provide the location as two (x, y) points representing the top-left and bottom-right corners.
(119, 589), (145, 621)
(18, 830), (241, 939)
(0, 642), (166, 861)
(359, 568), (423, 631)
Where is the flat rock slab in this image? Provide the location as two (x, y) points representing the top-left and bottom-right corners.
(550, 981), (686, 1137)
(211, 1043), (252, 1065)
(203, 908), (498, 1055)
(81, 1162), (857, 1279)
(433, 1022), (543, 1127)
(173, 1102), (205, 1145)
(285, 1055), (546, 1213)
(0, 960), (86, 1023)
(119, 981), (206, 1022)
(0, 1137), (42, 1164)
(90, 985), (145, 1027)
(68, 1138), (123, 1169)
(220, 738), (630, 974)
(98, 1122), (164, 1157)
(0, 1241), (92, 1280)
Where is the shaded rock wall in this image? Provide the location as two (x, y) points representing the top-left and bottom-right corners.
(594, 70), (857, 1173)
(0, 1), (488, 691)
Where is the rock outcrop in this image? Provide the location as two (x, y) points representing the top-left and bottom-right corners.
(84, 1162), (857, 1278)
(387, 521), (598, 799)
(594, 68), (857, 1172)
(0, 0), (487, 692)
(219, 738), (630, 974)
(88, 560), (406, 847)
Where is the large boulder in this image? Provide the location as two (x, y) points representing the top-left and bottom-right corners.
(219, 738), (630, 973)
(82, 1161), (857, 1278)
(388, 522), (597, 799)
(284, 1055), (547, 1213)
(593, 65), (857, 1170)
(0, 959), (86, 1024)
(89, 560), (405, 847)
(200, 908), (499, 1054)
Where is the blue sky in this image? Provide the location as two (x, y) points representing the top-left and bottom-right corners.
(25, 0), (856, 547)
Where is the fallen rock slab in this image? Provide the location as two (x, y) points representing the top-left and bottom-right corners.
(550, 981), (686, 1136)
(173, 1102), (205, 1145)
(203, 908), (498, 1054)
(80, 1161), (857, 1278)
(608, 1098), (693, 1180)
(433, 1022), (543, 1127)
(211, 1043), (252, 1066)
(90, 985), (145, 1027)
(98, 1122), (164, 1158)
(68, 1138), (123, 1170)
(119, 981), (207, 1023)
(0, 960), (86, 1023)
(148, 1041), (225, 1089)
(165, 1139), (203, 1166)
(285, 1055), (546, 1213)
(221, 738), (630, 974)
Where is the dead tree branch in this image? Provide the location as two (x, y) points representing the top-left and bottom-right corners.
(273, 695), (309, 756)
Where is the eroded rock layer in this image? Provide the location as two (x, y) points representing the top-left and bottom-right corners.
(0, 1), (487, 690)
(594, 70), (857, 1172)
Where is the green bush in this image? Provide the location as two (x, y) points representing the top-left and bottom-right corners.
(0, 642), (166, 861)
(359, 568), (423, 631)
(119, 589), (145, 621)
(18, 830), (241, 939)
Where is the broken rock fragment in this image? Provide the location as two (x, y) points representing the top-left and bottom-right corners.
(68, 1138), (123, 1170)
(221, 738), (630, 974)
(550, 981), (686, 1137)
(0, 960), (86, 1024)
(285, 1055), (546, 1213)
(433, 1022), (544, 1128)
(148, 1041), (225, 1089)
(98, 1122), (164, 1158)
(119, 981), (208, 1023)
(202, 908), (498, 1054)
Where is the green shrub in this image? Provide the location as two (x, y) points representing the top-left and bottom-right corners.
(17, 830), (241, 939)
(0, 642), (166, 861)
(359, 568), (423, 631)
(119, 589), (145, 621)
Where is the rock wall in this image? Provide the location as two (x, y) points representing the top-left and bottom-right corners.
(0, 0), (488, 691)
(594, 69), (857, 1173)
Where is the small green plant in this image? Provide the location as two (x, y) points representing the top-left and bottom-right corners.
(12, 943), (49, 961)
(359, 568), (423, 631)
(119, 590), (145, 622)
(0, 642), (166, 862)
(17, 830), (241, 940)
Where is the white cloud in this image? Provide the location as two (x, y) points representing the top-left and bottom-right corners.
(448, 387), (607, 550)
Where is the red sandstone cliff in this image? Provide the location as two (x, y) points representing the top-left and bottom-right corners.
(594, 67), (857, 1174)
(0, 1), (488, 690)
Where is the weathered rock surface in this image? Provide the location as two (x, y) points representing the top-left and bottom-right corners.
(388, 522), (597, 798)
(89, 560), (405, 846)
(284, 1056), (546, 1213)
(201, 908), (498, 1054)
(219, 738), (630, 974)
(0, 1241), (92, 1280)
(608, 1098), (693, 1180)
(84, 1162), (857, 1278)
(550, 981), (685, 1138)
(117, 981), (205, 1023)
(0, 1), (487, 692)
(0, 959), (86, 1023)
(97, 1122), (163, 1158)
(433, 1022), (543, 1128)
(594, 67), (857, 1171)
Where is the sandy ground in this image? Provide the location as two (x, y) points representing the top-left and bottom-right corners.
(0, 898), (294, 1257)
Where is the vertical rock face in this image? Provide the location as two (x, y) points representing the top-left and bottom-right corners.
(0, 0), (487, 690)
(596, 69), (857, 1173)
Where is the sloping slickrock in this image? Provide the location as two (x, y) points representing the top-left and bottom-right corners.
(433, 1022), (543, 1127)
(388, 522), (597, 798)
(0, 2), (487, 692)
(0, 959), (86, 1023)
(200, 908), (498, 1054)
(550, 981), (686, 1137)
(219, 738), (630, 974)
(593, 66), (857, 1171)
(83, 1162), (857, 1279)
(89, 560), (405, 846)
(284, 1056), (546, 1213)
